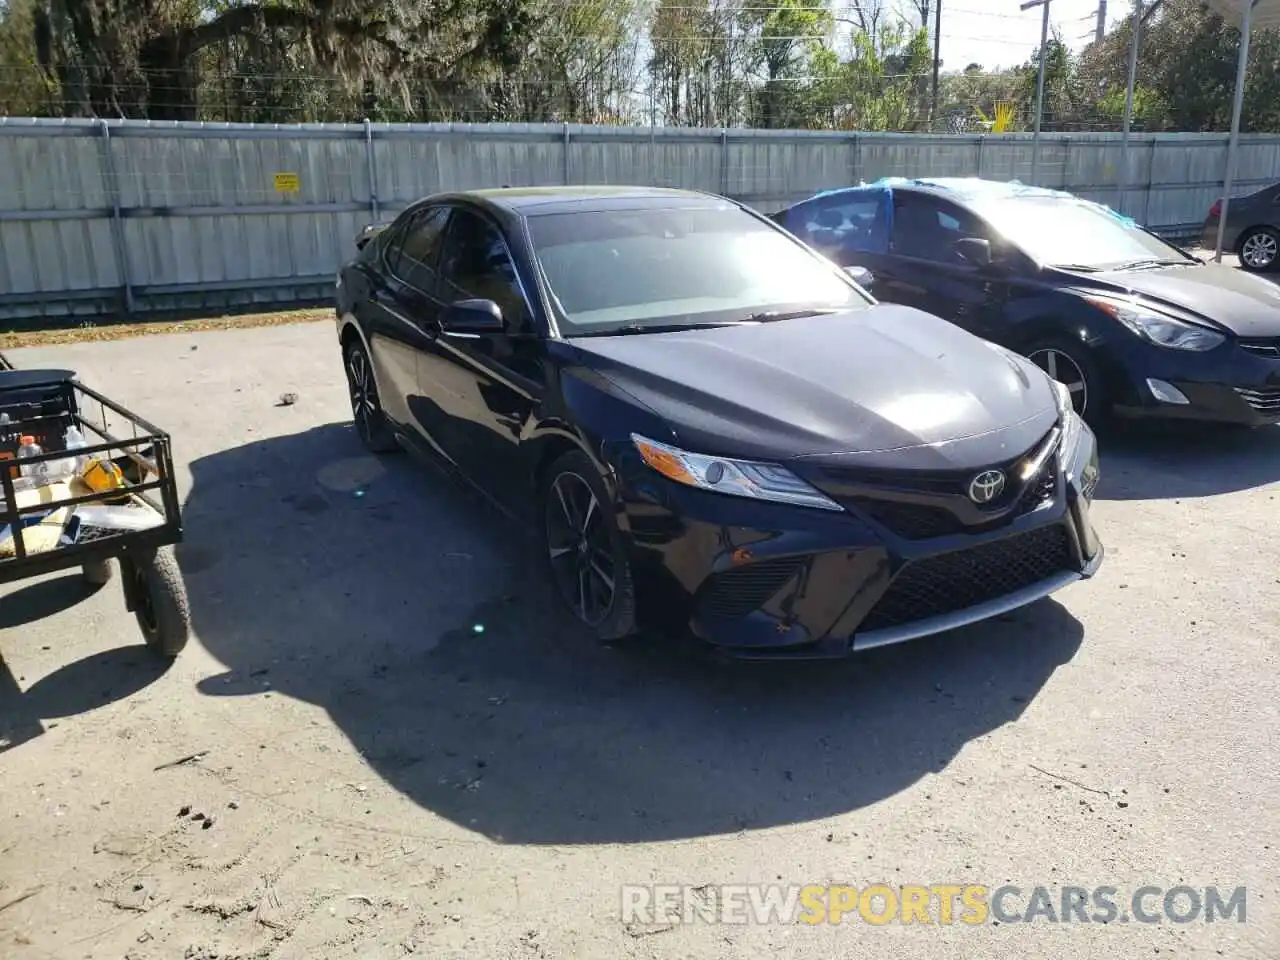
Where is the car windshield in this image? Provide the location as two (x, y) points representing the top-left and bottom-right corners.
(969, 195), (1193, 270)
(526, 205), (868, 335)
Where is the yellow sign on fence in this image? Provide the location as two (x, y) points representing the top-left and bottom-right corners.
(273, 172), (301, 193)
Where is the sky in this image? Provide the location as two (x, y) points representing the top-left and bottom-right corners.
(936, 0), (1131, 71)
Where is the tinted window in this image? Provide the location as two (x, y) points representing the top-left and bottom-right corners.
(792, 194), (888, 255)
(437, 210), (530, 331)
(390, 206), (450, 293)
(527, 204), (868, 335)
(890, 194), (986, 264)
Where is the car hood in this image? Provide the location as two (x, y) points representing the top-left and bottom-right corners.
(1087, 262), (1280, 336)
(568, 305), (1059, 471)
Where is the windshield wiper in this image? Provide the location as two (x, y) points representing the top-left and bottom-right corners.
(742, 308), (838, 323)
(577, 320), (746, 337)
(1050, 263), (1104, 273)
(1111, 258), (1191, 271)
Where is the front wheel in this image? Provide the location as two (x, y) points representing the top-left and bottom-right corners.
(541, 451), (637, 643)
(1024, 337), (1107, 426)
(1238, 227), (1280, 273)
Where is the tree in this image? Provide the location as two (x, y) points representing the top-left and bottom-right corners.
(28, 0), (536, 120)
(1015, 32), (1094, 131)
(808, 17), (931, 131)
(936, 62), (1023, 132)
(501, 0), (647, 123)
(746, 0), (831, 128)
(0, 0), (52, 116)
(1078, 0), (1280, 131)
(646, 0), (755, 127)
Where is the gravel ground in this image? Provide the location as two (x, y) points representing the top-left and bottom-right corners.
(0, 321), (1277, 960)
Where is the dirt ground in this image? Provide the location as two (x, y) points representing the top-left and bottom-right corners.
(0, 321), (1277, 960)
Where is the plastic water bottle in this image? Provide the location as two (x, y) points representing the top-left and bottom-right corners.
(60, 425), (88, 477)
(17, 435), (46, 480)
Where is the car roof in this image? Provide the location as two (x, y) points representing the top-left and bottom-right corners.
(806, 177), (1077, 206)
(462, 185), (731, 216)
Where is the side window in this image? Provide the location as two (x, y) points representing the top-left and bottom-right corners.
(891, 194), (985, 264)
(793, 195), (887, 255)
(437, 210), (531, 331)
(389, 206), (450, 294)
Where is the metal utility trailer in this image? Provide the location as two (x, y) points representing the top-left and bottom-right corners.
(0, 353), (190, 656)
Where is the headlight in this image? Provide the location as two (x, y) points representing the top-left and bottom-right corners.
(1051, 378), (1072, 417)
(631, 434), (843, 512)
(1086, 296), (1224, 352)
(1050, 377), (1083, 467)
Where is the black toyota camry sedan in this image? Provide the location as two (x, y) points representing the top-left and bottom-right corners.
(771, 177), (1280, 427)
(334, 186), (1103, 658)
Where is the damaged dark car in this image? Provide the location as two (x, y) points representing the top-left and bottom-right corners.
(335, 186), (1103, 658)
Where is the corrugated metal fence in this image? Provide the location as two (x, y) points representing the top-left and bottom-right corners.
(2, 117), (1280, 324)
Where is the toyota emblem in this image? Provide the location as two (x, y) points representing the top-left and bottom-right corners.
(968, 469), (1006, 504)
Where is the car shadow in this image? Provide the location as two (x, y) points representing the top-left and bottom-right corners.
(181, 422), (1085, 845)
(1096, 420), (1280, 500)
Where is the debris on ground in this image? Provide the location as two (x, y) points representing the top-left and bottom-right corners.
(154, 751), (209, 772)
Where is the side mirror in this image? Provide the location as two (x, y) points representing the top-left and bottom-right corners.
(844, 264), (875, 289)
(954, 237), (993, 267)
(441, 298), (504, 337)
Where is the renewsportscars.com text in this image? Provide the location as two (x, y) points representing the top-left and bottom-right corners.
(621, 883), (1247, 926)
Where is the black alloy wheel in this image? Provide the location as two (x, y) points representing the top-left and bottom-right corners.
(542, 450), (637, 642)
(345, 340), (398, 453)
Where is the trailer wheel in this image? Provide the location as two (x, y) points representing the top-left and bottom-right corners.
(123, 546), (190, 658)
(82, 558), (114, 586)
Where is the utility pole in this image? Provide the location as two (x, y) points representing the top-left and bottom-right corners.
(1214, 0), (1255, 262)
(1095, 0), (1107, 43)
(1118, 0), (1142, 214)
(1022, 0), (1052, 185)
(931, 0), (943, 129)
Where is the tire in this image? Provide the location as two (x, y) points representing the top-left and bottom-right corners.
(126, 546), (191, 658)
(541, 450), (638, 643)
(1237, 227), (1280, 273)
(344, 339), (399, 454)
(1022, 336), (1107, 427)
(82, 558), (114, 586)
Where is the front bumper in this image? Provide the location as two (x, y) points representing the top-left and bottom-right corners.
(1106, 337), (1280, 426)
(615, 423), (1103, 659)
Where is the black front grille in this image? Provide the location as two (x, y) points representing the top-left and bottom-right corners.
(696, 557), (804, 619)
(1239, 339), (1280, 359)
(1234, 386), (1280, 414)
(857, 524), (1074, 632)
(848, 499), (965, 539)
(830, 466), (973, 496)
(819, 428), (1061, 541)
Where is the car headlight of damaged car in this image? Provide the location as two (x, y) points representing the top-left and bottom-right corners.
(631, 434), (843, 512)
(1086, 296), (1224, 352)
